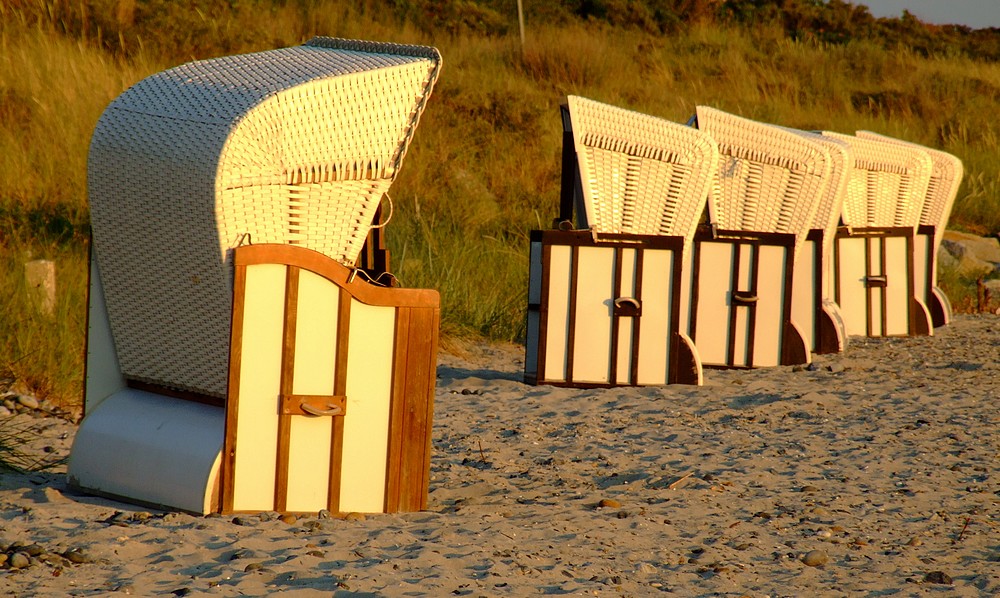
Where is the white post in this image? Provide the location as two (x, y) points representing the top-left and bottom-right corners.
(25, 259), (56, 317)
(517, 0), (525, 50)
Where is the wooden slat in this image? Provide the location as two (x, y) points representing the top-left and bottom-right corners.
(396, 306), (438, 511)
(385, 307), (410, 512)
(328, 287), (351, 513)
(221, 263), (248, 514)
(274, 266), (300, 512)
(628, 248), (644, 385)
(565, 245), (580, 383)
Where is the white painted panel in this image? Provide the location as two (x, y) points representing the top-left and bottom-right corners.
(884, 236), (910, 335)
(694, 242), (733, 366)
(85, 254), (125, 414)
(792, 239), (818, 351)
(836, 237), (868, 337)
(753, 245), (788, 367)
(731, 244), (753, 367)
(615, 248), (637, 385)
(636, 249), (673, 385)
(544, 245), (572, 382)
(340, 300), (395, 513)
(572, 246), (614, 383)
(232, 264), (286, 511)
(286, 270), (338, 512)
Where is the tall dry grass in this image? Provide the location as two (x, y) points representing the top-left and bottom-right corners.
(2, 1), (1000, 405)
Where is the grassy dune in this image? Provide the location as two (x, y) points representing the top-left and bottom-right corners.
(2, 1), (999, 405)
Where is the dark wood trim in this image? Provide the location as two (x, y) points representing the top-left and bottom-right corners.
(221, 262), (249, 514)
(385, 307), (410, 512)
(125, 379), (224, 407)
(274, 265), (300, 512)
(744, 243), (761, 366)
(864, 236), (875, 336)
(328, 287), (351, 514)
(234, 244), (438, 309)
(725, 242), (742, 367)
(780, 246), (802, 365)
(668, 246), (686, 385)
(628, 248), (645, 385)
(534, 241), (553, 384)
(608, 248), (624, 384)
(688, 237), (702, 344)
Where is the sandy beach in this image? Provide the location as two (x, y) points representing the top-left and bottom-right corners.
(1, 314), (998, 596)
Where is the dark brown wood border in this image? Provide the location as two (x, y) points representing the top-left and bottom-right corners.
(221, 262), (249, 514)
(273, 266), (300, 512)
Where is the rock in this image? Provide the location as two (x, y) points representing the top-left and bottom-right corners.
(244, 562), (264, 572)
(16, 395), (39, 410)
(597, 498), (621, 509)
(63, 547), (94, 564)
(923, 571), (952, 584)
(801, 550), (828, 567)
(0, 406), (11, 417)
(344, 512), (366, 522)
(280, 514), (297, 525)
(8, 552), (31, 569)
(941, 231), (1000, 277)
(906, 537), (923, 547)
(636, 563), (657, 574)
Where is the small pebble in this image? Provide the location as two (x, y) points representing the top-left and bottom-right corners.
(906, 537), (923, 547)
(244, 562), (264, 572)
(924, 571), (952, 585)
(8, 552), (31, 569)
(63, 547), (94, 564)
(0, 406), (11, 417)
(17, 395), (39, 410)
(280, 514), (297, 525)
(344, 512), (366, 522)
(598, 498), (621, 509)
(801, 550), (828, 567)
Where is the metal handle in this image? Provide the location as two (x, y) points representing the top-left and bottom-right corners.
(865, 275), (888, 288)
(732, 290), (758, 305)
(613, 297), (642, 317)
(300, 402), (343, 417)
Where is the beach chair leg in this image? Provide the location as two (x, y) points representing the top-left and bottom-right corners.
(781, 320), (810, 366)
(671, 332), (703, 385)
(912, 298), (933, 337)
(930, 286), (952, 327)
(815, 299), (846, 354)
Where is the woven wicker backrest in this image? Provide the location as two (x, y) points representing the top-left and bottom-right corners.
(855, 131), (963, 235)
(88, 38), (441, 398)
(819, 132), (932, 229)
(565, 96), (718, 245)
(694, 107), (829, 246)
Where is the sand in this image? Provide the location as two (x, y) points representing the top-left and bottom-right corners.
(1, 314), (998, 596)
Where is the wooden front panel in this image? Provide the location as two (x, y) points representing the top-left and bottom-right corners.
(835, 228), (916, 338)
(834, 235), (868, 337)
(753, 244), (789, 367)
(884, 236), (911, 336)
(223, 244), (438, 515)
(691, 241), (734, 366)
(792, 237), (819, 352)
(524, 230), (690, 387)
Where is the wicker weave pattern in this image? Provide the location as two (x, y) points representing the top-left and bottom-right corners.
(88, 38), (441, 398)
(565, 96), (718, 244)
(820, 132), (932, 229)
(694, 107), (829, 243)
(855, 131), (963, 236)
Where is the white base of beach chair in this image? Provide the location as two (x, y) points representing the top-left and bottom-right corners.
(915, 225), (951, 327)
(792, 231), (847, 354)
(524, 230), (702, 387)
(688, 228), (810, 368)
(834, 227), (932, 337)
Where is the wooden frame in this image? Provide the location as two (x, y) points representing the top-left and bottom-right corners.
(688, 226), (809, 369)
(525, 230), (701, 387)
(834, 226), (931, 338)
(222, 243), (438, 514)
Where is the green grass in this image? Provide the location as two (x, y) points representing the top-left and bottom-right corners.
(3, 1), (1000, 406)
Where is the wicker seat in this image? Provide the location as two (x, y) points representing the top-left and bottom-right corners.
(856, 131), (963, 327)
(71, 38), (442, 515)
(525, 97), (718, 387)
(821, 132), (934, 337)
(688, 107), (833, 368)
(87, 37), (441, 400)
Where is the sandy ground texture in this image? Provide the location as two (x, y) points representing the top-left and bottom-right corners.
(0, 314), (998, 596)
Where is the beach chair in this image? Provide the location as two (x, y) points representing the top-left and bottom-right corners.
(821, 132), (933, 338)
(69, 38), (442, 514)
(783, 130), (851, 354)
(689, 106), (831, 368)
(856, 132), (963, 328)
(524, 96), (718, 387)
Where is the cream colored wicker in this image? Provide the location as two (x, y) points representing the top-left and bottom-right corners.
(694, 106), (830, 247)
(855, 132), (962, 244)
(855, 131), (963, 327)
(820, 132), (932, 229)
(564, 96), (718, 246)
(821, 132), (935, 337)
(87, 37), (441, 399)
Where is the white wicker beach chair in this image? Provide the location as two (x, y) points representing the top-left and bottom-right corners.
(821, 131), (933, 337)
(856, 131), (963, 327)
(780, 129), (851, 354)
(525, 96), (718, 387)
(689, 106), (832, 368)
(70, 38), (442, 515)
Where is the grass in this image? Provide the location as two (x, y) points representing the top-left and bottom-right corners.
(2, 1), (1000, 407)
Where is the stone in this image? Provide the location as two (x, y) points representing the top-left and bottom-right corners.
(598, 498), (621, 509)
(16, 395), (39, 410)
(8, 552), (31, 569)
(924, 571), (952, 584)
(344, 512), (366, 522)
(801, 550), (828, 567)
(63, 548), (94, 564)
